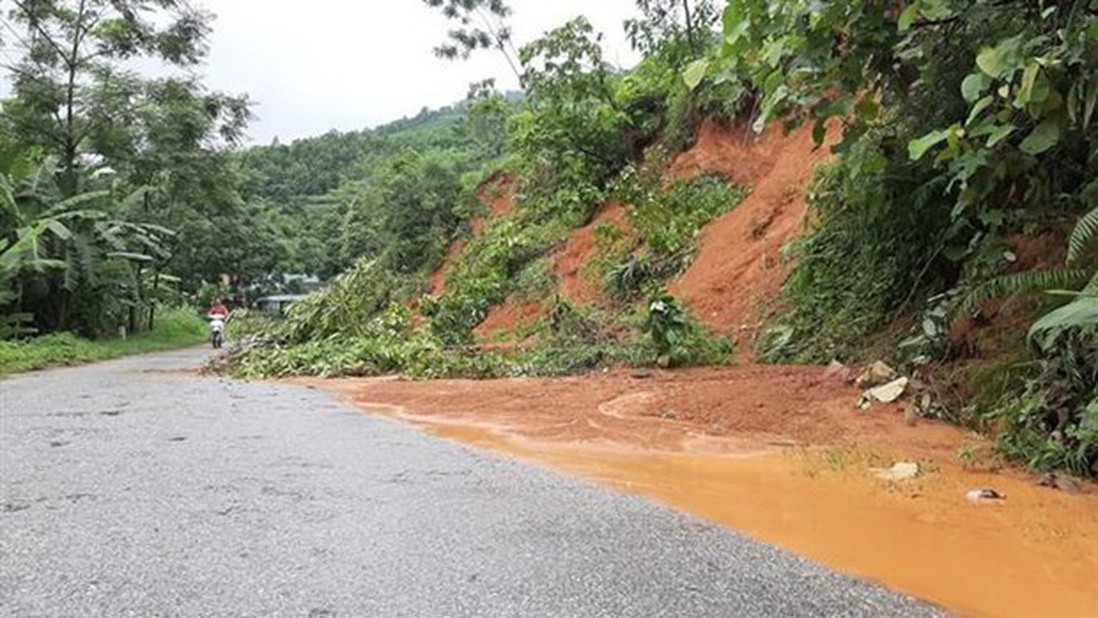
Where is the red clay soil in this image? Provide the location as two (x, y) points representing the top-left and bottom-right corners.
(553, 201), (633, 305)
(474, 299), (544, 339)
(318, 364), (966, 457)
(472, 172), (516, 235)
(1007, 231), (1066, 272)
(429, 238), (466, 295)
(669, 118), (837, 340)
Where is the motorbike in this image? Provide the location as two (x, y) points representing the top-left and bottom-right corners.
(207, 314), (227, 349)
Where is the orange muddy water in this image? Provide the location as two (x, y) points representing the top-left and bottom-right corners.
(300, 369), (1098, 618)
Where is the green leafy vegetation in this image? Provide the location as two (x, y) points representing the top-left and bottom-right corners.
(609, 169), (747, 300)
(221, 252), (731, 379)
(646, 291), (732, 367)
(0, 306), (206, 375)
(0, 1), (514, 371)
(239, 101), (511, 279)
(0, 0), (270, 357)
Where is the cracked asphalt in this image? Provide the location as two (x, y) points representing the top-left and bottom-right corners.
(0, 349), (943, 616)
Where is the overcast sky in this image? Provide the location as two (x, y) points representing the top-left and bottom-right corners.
(192, 0), (642, 145)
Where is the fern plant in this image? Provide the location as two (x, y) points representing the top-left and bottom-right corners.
(964, 207), (1098, 475)
(963, 206), (1098, 350)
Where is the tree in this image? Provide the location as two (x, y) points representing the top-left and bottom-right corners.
(1, 0), (226, 197)
(0, 147), (174, 336)
(335, 150), (461, 275)
(422, 0), (521, 83)
(459, 79), (510, 157)
(3, 1), (262, 296)
(512, 17), (632, 193)
(625, 0), (719, 57)
(519, 17), (617, 107)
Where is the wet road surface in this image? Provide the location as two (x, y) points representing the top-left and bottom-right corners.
(0, 349), (941, 616)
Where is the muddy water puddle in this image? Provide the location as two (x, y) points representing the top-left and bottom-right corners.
(370, 408), (1098, 618)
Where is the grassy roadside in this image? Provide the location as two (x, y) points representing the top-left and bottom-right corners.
(0, 307), (208, 376)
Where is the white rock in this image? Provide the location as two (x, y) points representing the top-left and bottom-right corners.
(871, 462), (920, 481)
(966, 488), (1006, 503)
(866, 377), (910, 404)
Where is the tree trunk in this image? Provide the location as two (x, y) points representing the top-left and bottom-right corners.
(147, 271), (160, 331)
(132, 264), (144, 333)
(683, 0), (697, 54)
(60, 0), (89, 199)
(60, 146), (79, 198)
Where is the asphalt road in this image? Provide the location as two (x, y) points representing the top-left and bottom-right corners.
(0, 349), (942, 617)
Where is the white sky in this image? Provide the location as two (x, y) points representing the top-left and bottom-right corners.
(194, 0), (643, 144)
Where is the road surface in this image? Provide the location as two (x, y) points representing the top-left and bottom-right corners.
(0, 349), (941, 616)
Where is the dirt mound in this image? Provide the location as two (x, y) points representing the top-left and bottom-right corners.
(669, 118), (836, 340)
(553, 201), (632, 304)
(474, 299), (544, 339)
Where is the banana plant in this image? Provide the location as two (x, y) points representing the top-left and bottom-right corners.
(0, 182), (75, 336)
(1, 153), (177, 337)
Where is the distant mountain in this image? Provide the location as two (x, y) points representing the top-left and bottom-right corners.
(239, 94), (521, 211)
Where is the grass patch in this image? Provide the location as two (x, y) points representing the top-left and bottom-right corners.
(0, 307), (208, 375)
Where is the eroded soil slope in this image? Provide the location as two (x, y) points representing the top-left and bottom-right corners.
(553, 201), (633, 306)
(436, 118), (834, 343)
(430, 172), (516, 295)
(670, 119), (836, 338)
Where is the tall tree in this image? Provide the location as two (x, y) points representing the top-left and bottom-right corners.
(512, 17), (631, 191)
(3, 1), (260, 293)
(625, 0), (719, 57)
(422, 0), (521, 83)
(0, 0), (236, 197)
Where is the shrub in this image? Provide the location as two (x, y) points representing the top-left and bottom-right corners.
(645, 292), (733, 368)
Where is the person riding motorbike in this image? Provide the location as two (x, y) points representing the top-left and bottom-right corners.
(207, 299), (229, 349)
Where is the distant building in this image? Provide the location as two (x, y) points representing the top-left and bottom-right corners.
(254, 295), (307, 313)
(282, 273), (324, 293)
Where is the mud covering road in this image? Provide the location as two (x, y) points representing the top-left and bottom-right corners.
(0, 349), (939, 616)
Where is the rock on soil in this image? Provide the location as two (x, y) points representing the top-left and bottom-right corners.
(855, 361), (898, 388)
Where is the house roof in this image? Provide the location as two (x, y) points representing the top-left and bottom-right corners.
(256, 295), (308, 303)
